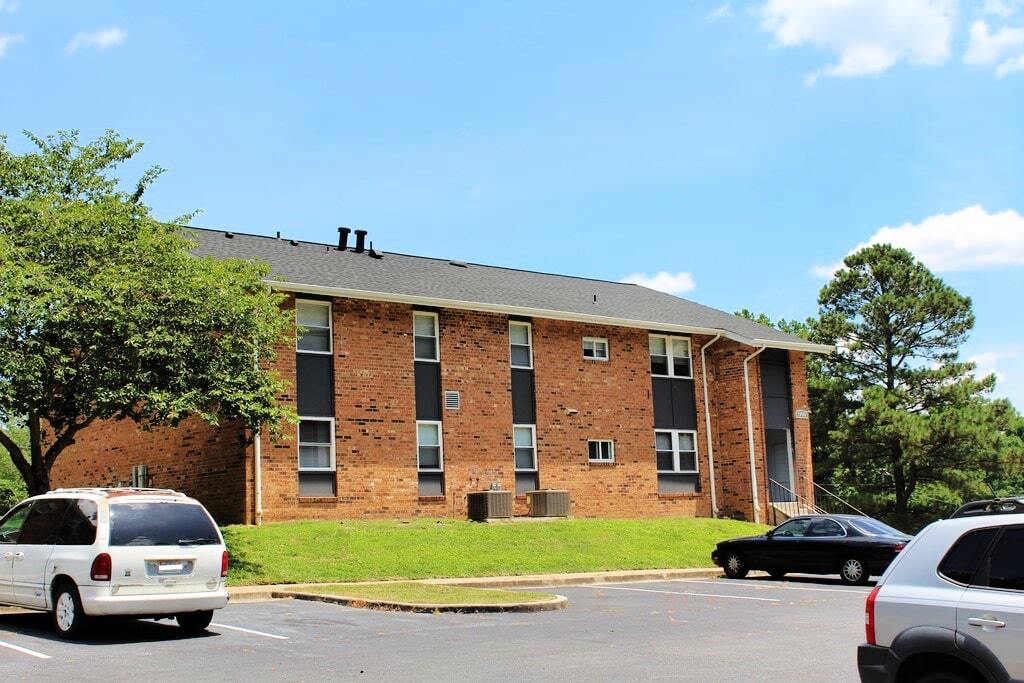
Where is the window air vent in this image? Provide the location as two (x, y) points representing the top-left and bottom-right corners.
(444, 391), (461, 410)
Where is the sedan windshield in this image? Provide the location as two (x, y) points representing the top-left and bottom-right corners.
(848, 517), (905, 537)
(109, 502), (219, 546)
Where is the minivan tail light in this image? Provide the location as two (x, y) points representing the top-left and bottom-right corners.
(91, 553), (112, 581)
(221, 550), (229, 578)
(865, 585), (881, 645)
(893, 542), (906, 553)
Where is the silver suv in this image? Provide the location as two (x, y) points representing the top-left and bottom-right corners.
(858, 510), (1024, 682)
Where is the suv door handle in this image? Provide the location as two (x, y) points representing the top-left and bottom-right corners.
(12, 552), (23, 561)
(967, 616), (1006, 630)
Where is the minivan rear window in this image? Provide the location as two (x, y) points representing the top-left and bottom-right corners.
(109, 502), (219, 546)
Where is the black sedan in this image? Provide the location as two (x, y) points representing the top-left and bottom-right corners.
(711, 514), (912, 585)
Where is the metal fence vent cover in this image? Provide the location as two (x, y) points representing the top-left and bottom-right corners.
(444, 390), (460, 410)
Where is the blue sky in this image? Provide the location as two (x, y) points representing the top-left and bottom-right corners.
(2, 1), (1023, 404)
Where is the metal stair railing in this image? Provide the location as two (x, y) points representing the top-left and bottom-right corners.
(767, 477), (824, 526)
(799, 472), (868, 517)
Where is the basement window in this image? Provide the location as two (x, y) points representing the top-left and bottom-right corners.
(417, 421), (444, 496)
(649, 335), (691, 378)
(298, 418), (336, 497)
(514, 425), (539, 494)
(583, 337), (609, 361)
(655, 429), (699, 494)
(587, 440), (614, 462)
(296, 300), (332, 354)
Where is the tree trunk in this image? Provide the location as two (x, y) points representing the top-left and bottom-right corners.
(25, 414), (52, 497)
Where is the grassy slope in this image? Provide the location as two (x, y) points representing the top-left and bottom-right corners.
(296, 582), (555, 605)
(222, 517), (764, 585)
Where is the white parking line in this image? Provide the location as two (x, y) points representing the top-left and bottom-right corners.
(211, 623), (289, 640)
(679, 579), (871, 595)
(0, 639), (51, 659)
(594, 585), (780, 603)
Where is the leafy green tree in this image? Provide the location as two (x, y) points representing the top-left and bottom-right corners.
(0, 130), (294, 495)
(815, 244), (1022, 527)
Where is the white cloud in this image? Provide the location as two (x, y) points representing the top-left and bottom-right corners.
(760, 0), (955, 84)
(621, 271), (696, 296)
(0, 0), (19, 13)
(964, 19), (1024, 76)
(65, 26), (125, 54)
(0, 33), (23, 57)
(980, 0), (1023, 18)
(812, 205), (1024, 277)
(967, 349), (1017, 384)
(707, 3), (733, 21)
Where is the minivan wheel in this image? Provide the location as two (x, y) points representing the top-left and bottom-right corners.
(839, 557), (869, 585)
(723, 551), (748, 579)
(176, 610), (214, 634)
(51, 582), (87, 639)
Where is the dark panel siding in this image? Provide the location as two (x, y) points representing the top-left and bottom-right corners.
(759, 350), (792, 430)
(511, 368), (536, 424)
(652, 377), (697, 430)
(296, 354), (334, 417)
(415, 362), (442, 421)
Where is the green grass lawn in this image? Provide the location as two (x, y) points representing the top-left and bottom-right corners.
(293, 582), (556, 605)
(222, 517), (764, 586)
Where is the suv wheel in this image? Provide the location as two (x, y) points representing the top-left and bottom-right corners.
(177, 610), (215, 634)
(723, 551), (748, 579)
(839, 556), (869, 585)
(52, 582), (88, 639)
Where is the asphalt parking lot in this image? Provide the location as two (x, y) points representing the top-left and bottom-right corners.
(0, 576), (870, 682)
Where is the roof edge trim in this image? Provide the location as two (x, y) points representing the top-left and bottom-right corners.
(271, 279), (834, 354)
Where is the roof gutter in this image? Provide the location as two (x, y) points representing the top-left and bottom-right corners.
(743, 345), (768, 525)
(700, 334), (722, 517)
(268, 279), (834, 355)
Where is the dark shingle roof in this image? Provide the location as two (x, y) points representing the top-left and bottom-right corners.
(188, 227), (828, 353)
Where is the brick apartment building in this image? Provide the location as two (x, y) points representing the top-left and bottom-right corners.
(52, 227), (831, 525)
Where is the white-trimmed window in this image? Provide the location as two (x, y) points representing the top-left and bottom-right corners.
(655, 430), (698, 473)
(649, 335), (692, 378)
(296, 300), (332, 354)
(583, 337), (609, 361)
(413, 312), (439, 362)
(588, 440), (614, 462)
(513, 425), (537, 471)
(416, 421), (444, 471)
(509, 322), (533, 369)
(298, 418), (336, 496)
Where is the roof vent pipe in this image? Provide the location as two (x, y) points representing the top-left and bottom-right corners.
(337, 226), (351, 251)
(354, 229), (368, 253)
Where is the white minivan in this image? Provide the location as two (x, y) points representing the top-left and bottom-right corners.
(0, 488), (229, 638)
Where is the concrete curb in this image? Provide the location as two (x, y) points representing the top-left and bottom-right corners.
(422, 567), (724, 589)
(227, 567), (724, 603)
(272, 590), (569, 613)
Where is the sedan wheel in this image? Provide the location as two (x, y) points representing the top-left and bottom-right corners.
(723, 552), (748, 579)
(839, 557), (869, 585)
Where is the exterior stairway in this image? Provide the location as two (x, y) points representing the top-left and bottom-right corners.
(767, 474), (867, 526)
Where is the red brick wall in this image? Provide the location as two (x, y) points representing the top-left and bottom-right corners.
(788, 352), (814, 503)
(49, 415), (249, 525)
(53, 293), (812, 524)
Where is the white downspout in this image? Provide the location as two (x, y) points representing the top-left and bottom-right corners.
(700, 334), (722, 518)
(743, 346), (767, 525)
(253, 425), (263, 525)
